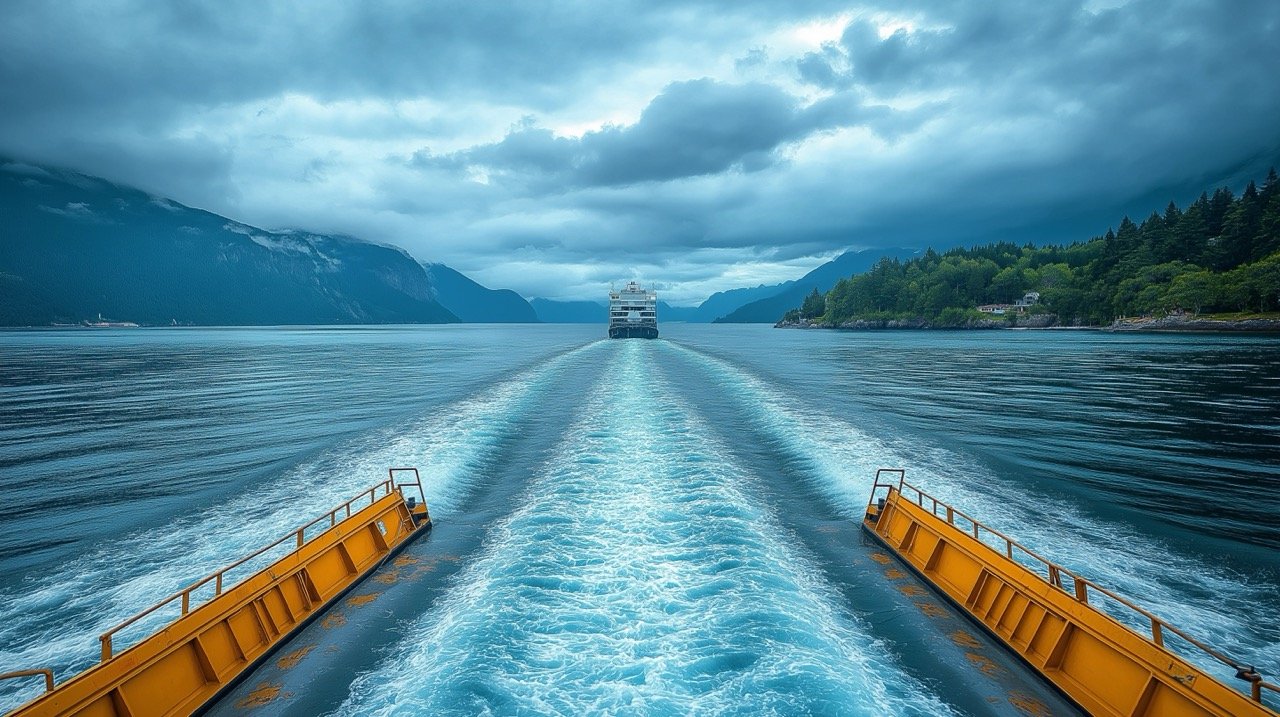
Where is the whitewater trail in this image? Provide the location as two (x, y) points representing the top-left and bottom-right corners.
(335, 339), (954, 717)
(659, 341), (1280, 685)
(0, 341), (605, 714)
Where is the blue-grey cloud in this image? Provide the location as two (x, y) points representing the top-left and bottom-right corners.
(415, 79), (912, 190)
(1, 0), (1277, 304)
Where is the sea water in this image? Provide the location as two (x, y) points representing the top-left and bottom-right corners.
(1, 325), (1276, 714)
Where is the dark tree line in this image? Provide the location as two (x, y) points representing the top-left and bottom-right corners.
(787, 169), (1280, 326)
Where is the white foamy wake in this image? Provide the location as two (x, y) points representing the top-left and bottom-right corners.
(335, 340), (955, 717)
(0, 342), (604, 713)
(660, 341), (1280, 687)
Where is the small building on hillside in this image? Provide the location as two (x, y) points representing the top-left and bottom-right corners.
(979, 293), (1040, 316)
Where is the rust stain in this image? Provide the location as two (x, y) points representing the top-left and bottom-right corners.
(236, 682), (283, 709)
(917, 601), (947, 618)
(275, 644), (316, 670)
(321, 612), (346, 629)
(897, 584), (926, 597)
(1008, 692), (1054, 717)
(348, 593), (380, 607)
(965, 651), (1002, 677)
(950, 630), (982, 648)
(884, 568), (906, 579)
(870, 552), (892, 564)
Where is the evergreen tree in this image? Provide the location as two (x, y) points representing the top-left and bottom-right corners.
(800, 287), (826, 318)
(1220, 181), (1262, 267)
(1258, 168), (1280, 258)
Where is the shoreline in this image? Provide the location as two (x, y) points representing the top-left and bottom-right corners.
(776, 315), (1280, 333)
(1105, 315), (1280, 333)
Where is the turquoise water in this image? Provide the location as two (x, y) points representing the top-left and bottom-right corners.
(0, 325), (1277, 714)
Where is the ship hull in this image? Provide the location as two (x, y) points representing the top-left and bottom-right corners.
(608, 325), (658, 339)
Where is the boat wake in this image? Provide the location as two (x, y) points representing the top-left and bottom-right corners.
(659, 341), (1280, 688)
(0, 341), (605, 714)
(336, 340), (954, 716)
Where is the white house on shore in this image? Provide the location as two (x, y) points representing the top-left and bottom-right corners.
(978, 291), (1041, 315)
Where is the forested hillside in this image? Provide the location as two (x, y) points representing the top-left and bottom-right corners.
(789, 170), (1280, 327)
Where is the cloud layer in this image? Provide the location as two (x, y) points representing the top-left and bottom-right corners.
(3, 0), (1278, 303)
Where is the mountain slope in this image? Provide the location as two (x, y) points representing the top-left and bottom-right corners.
(0, 160), (458, 326)
(530, 299), (605, 323)
(423, 263), (539, 322)
(530, 298), (706, 323)
(715, 248), (917, 323)
(694, 284), (795, 321)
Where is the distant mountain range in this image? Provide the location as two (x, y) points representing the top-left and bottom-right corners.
(1, 158), (918, 327)
(530, 298), (705, 323)
(0, 160), (459, 326)
(528, 298), (606, 323)
(529, 250), (919, 324)
(714, 248), (918, 322)
(423, 263), (539, 322)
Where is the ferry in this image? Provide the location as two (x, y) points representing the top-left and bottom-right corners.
(608, 281), (658, 339)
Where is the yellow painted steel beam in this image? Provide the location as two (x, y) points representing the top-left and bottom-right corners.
(863, 476), (1277, 717)
(7, 480), (430, 717)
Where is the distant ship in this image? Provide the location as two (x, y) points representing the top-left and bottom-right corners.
(608, 281), (658, 339)
(83, 313), (139, 328)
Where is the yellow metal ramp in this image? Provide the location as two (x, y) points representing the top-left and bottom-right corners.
(863, 469), (1278, 717)
(1, 469), (431, 717)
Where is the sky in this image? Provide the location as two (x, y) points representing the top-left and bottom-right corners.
(2, 0), (1278, 304)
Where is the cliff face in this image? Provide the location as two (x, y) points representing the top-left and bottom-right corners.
(0, 161), (458, 325)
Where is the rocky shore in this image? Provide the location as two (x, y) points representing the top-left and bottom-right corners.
(1105, 315), (1280, 332)
(775, 314), (1059, 330)
(776, 313), (1280, 332)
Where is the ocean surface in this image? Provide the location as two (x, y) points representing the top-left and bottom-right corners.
(1, 325), (1277, 715)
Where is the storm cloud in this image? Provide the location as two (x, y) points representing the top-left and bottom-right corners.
(2, 0), (1277, 303)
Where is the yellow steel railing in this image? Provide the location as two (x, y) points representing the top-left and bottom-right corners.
(0, 670), (54, 694)
(98, 469), (427, 662)
(866, 468), (1279, 707)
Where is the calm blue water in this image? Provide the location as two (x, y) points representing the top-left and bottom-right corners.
(1, 325), (1277, 714)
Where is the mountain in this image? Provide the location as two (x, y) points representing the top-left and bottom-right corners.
(657, 301), (700, 322)
(530, 298), (606, 323)
(0, 160), (459, 326)
(530, 298), (705, 323)
(529, 252), (923, 325)
(715, 248), (918, 323)
(423, 263), (539, 322)
(533, 292), (785, 324)
(695, 284), (794, 321)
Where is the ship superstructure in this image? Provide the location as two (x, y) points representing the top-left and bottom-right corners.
(608, 281), (658, 339)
